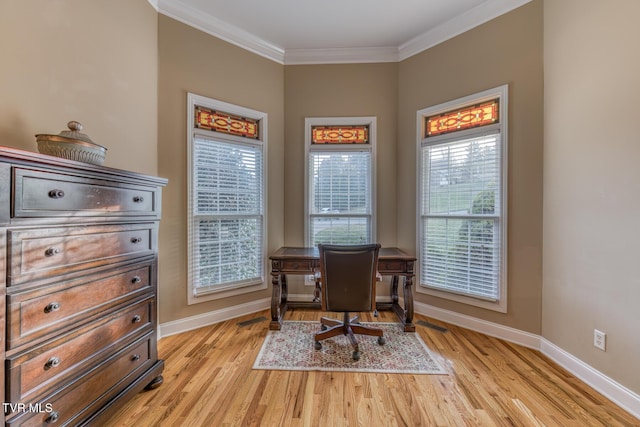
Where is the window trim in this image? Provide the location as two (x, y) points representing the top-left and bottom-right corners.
(416, 85), (508, 312)
(187, 92), (268, 304)
(304, 116), (377, 247)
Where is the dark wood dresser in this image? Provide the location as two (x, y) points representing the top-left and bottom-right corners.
(0, 146), (167, 426)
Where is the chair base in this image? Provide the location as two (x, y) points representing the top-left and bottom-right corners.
(314, 312), (385, 360)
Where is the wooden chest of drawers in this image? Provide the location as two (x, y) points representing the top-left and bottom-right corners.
(0, 146), (167, 426)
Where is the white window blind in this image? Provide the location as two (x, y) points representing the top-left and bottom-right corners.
(308, 151), (371, 245)
(187, 94), (267, 304)
(192, 137), (264, 293)
(420, 133), (501, 300)
(417, 85), (507, 311)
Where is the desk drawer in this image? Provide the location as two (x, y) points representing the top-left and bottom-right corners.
(278, 259), (317, 273)
(7, 223), (155, 286)
(377, 260), (412, 274)
(7, 299), (153, 403)
(13, 167), (159, 219)
(7, 335), (153, 426)
(7, 261), (154, 349)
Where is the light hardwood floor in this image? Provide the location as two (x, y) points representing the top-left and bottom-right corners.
(107, 309), (638, 426)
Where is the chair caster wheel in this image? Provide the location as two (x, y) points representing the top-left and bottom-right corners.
(315, 341), (322, 350)
(352, 351), (360, 361)
(378, 336), (386, 345)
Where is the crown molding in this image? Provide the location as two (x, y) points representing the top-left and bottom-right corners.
(399, 0), (533, 61)
(285, 46), (399, 65)
(157, 0), (285, 64)
(157, 0), (532, 65)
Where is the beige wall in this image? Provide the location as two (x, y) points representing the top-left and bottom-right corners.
(157, 16), (285, 322)
(284, 64), (398, 246)
(0, 1), (158, 175)
(397, 1), (544, 333)
(3, 0), (637, 398)
(283, 63), (398, 297)
(543, 0), (640, 392)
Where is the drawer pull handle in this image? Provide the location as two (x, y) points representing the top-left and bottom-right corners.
(45, 247), (61, 257)
(44, 302), (61, 313)
(45, 411), (60, 424)
(130, 237), (142, 244)
(132, 314), (142, 323)
(133, 195), (144, 203)
(131, 354), (141, 361)
(48, 189), (65, 199)
(44, 356), (61, 370)
(131, 276), (142, 284)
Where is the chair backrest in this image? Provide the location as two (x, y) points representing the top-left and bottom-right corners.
(318, 243), (381, 313)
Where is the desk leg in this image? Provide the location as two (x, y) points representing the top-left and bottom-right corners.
(270, 273), (288, 330)
(390, 274), (416, 332)
(390, 275), (399, 305)
(280, 273), (288, 304)
(313, 277), (321, 303)
(402, 275), (415, 332)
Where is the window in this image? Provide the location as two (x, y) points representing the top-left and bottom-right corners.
(417, 85), (507, 312)
(305, 117), (376, 247)
(187, 93), (267, 303)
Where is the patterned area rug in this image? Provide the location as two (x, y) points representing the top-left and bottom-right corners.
(253, 321), (447, 374)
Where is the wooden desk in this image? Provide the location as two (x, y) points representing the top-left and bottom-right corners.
(269, 247), (417, 332)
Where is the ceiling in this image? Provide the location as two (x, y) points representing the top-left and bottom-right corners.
(153, 0), (531, 64)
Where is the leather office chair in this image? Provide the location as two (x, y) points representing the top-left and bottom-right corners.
(314, 243), (385, 360)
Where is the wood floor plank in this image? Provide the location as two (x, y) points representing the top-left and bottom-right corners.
(106, 309), (639, 426)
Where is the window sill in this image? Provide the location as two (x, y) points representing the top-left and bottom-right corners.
(188, 280), (268, 305)
(416, 284), (507, 313)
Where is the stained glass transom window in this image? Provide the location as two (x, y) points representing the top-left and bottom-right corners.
(426, 100), (498, 137)
(195, 105), (259, 139)
(311, 126), (369, 144)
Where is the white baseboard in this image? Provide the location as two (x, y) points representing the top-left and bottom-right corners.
(415, 301), (542, 349)
(159, 294), (395, 337)
(415, 301), (640, 420)
(159, 297), (271, 338)
(540, 339), (640, 419)
(158, 298), (639, 420)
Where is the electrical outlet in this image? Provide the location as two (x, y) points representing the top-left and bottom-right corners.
(594, 329), (606, 351)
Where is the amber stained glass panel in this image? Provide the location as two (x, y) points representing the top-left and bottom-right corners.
(426, 100), (498, 137)
(195, 106), (258, 139)
(311, 126), (369, 144)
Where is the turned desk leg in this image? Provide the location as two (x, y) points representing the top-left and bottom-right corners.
(270, 273), (283, 330)
(280, 273), (288, 305)
(270, 272), (289, 330)
(402, 275), (415, 332)
(390, 275), (399, 305)
(390, 274), (416, 332)
(313, 277), (321, 303)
